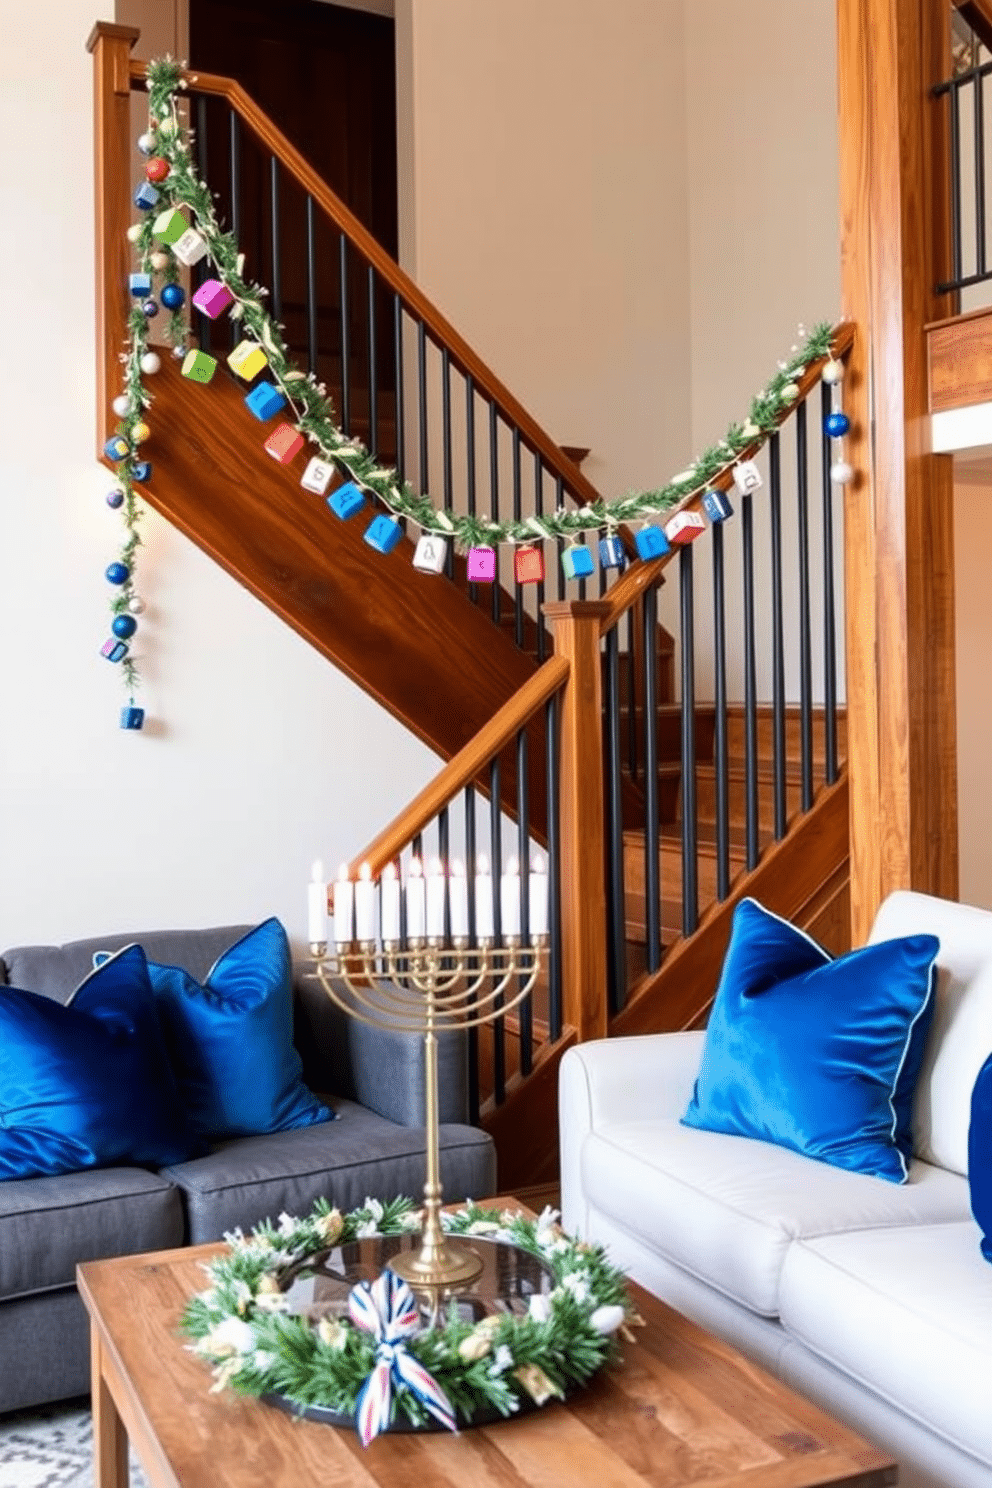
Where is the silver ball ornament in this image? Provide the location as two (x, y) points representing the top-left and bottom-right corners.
(127, 595), (146, 615)
(112, 394), (130, 418)
(149, 250), (170, 272)
(830, 460), (854, 485)
(140, 351), (162, 375)
(821, 359), (845, 386)
(172, 343), (187, 360)
(126, 224), (143, 244)
(137, 131), (155, 155)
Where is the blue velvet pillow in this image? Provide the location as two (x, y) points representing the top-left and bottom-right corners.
(143, 919), (331, 1143)
(682, 898), (939, 1183)
(968, 1051), (992, 1262)
(0, 945), (201, 1179)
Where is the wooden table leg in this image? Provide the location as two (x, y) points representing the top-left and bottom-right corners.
(91, 1326), (129, 1488)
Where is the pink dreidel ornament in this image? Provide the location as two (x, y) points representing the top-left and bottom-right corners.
(467, 546), (497, 582)
(191, 279), (234, 319)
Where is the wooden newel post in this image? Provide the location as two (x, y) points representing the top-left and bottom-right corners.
(87, 21), (141, 457)
(543, 601), (610, 1044)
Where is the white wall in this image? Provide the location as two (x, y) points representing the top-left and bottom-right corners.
(0, 3), (439, 954)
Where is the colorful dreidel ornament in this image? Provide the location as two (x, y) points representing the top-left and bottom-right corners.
(732, 460), (763, 496)
(599, 533), (626, 569)
(145, 156), (170, 183)
(245, 382), (287, 421)
(514, 545), (544, 585)
(664, 509), (706, 546)
(300, 456), (334, 495)
(100, 638), (129, 663)
(103, 435), (130, 463)
(133, 181), (160, 211)
(128, 272), (152, 298)
(412, 533), (448, 574)
(702, 488), (734, 523)
(364, 513), (403, 554)
(160, 282), (185, 311)
(824, 411), (850, 438)
(172, 228), (208, 266)
(328, 481), (367, 521)
(467, 545), (497, 582)
(228, 339), (268, 382)
(131, 461), (152, 483)
(105, 562), (130, 585)
(192, 279), (234, 320)
(264, 424), (305, 464)
(112, 614), (137, 640)
(561, 543), (595, 580)
(152, 207), (187, 244)
(634, 524), (671, 561)
(120, 704), (145, 731)
(181, 349), (217, 384)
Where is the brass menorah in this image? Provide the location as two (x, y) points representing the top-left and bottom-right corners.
(309, 935), (544, 1289)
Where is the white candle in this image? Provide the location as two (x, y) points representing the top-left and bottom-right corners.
(529, 853), (549, 937)
(475, 853), (494, 939)
(381, 861), (401, 943)
(450, 859), (469, 940)
(407, 857), (427, 941)
(426, 855), (446, 939)
(501, 856), (521, 938)
(307, 859), (328, 947)
(333, 863), (353, 947)
(355, 861), (376, 943)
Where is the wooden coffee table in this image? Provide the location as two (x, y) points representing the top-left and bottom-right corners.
(78, 1217), (897, 1488)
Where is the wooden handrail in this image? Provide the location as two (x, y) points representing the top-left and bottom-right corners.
(596, 320), (857, 637)
(957, 0), (992, 55)
(127, 56), (603, 512)
(347, 655), (569, 879)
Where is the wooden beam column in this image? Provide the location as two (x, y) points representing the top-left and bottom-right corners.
(837, 0), (958, 942)
(544, 601), (609, 1043)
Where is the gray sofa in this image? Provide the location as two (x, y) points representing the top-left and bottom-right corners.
(0, 924), (496, 1415)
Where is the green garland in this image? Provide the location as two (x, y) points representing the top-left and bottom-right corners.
(124, 57), (835, 556)
(181, 1197), (638, 1427)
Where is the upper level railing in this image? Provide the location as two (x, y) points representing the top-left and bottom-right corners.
(932, 1), (992, 296)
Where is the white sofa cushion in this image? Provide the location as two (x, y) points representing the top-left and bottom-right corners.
(779, 1221), (992, 1469)
(581, 1118), (972, 1316)
(870, 891), (992, 1174)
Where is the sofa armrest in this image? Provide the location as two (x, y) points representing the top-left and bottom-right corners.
(293, 972), (468, 1129)
(560, 1032), (704, 1234)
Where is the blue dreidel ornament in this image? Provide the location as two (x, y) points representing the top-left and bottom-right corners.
(245, 382), (287, 421)
(561, 544), (595, 580)
(128, 273), (152, 298)
(599, 534), (626, 569)
(634, 525), (671, 561)
(100, 639), (129, 663)
(133, 181), (160, 211)
(328, 482), (367, 521)
(702, 488), (734, 523)
(364, 514), (403, 554)
(120, 705), (145, 731)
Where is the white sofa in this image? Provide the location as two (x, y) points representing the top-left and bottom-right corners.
(560, 891), (992, 1488)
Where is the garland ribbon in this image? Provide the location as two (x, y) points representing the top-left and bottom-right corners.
(349, 1270), (457, 1446)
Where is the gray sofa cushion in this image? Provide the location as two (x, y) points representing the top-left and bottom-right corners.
(1, 926), (255, 1005)
(161, 1096), (497, 1243)
(0, 1166), (183, 1302)
(0, 1288), (91, 1413)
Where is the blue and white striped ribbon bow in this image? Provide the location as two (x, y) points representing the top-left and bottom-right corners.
(348, 1269), (457, 1447)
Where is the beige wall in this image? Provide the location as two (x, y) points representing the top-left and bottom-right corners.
(954, 475), (992, 909)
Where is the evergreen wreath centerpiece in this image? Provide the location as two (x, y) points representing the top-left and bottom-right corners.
(182, 1197), (639, 1446)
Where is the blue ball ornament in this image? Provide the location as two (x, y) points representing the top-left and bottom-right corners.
(160, 283), (186, 310)
(141, 298), (160, 319)
(105, 562), (130, 586)
(112, 614), (138, 640)
(824, 411), (850, 438)
(106, 489), (125, 510)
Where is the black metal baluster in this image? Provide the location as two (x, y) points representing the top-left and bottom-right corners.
(605, 625), (627, 1013)
(489, 759), (504, 1103)
(368, 266), (378, 458)
(228, 107), (240, 241)
(417, 321), (428, 495)
(821, 381), (838, 784)
(442, 348), (453, 578)
(513, 430), (524, 647)
(769, 431), (787, 839)
(306, 196), (318, 375)
(534, 453), (547, 662)
(712, 524), (730, 899)
(394, 296), (405, 484)
(339, 236), (351, 434)
(464, 785), (479, 1124)
(952, 81), (963, 287)
(516, 728), (532, 1077)
(412, 832), (423, 862)
(556, 477), (565, 601)
(977, 73), (987, 279)
(466, 376), (477, 603)
(797, 401), (813, 811)
(269, 157), (282, 326)
(489, 405), (501, 625)
(546, 693), (562, 1043)
(643, 585), (662, 971)
(437, 806), (450, 947)
(742, 492), (759, 871)
(626, 608), (637, 783)
(680, 548), (698, 937)
(578, 530), (588, 603)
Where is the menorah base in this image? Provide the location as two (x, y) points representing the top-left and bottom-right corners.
(388, 1237), (484, 1290)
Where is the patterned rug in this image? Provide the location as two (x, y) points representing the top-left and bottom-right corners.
(0, 1402), (147, 1488)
